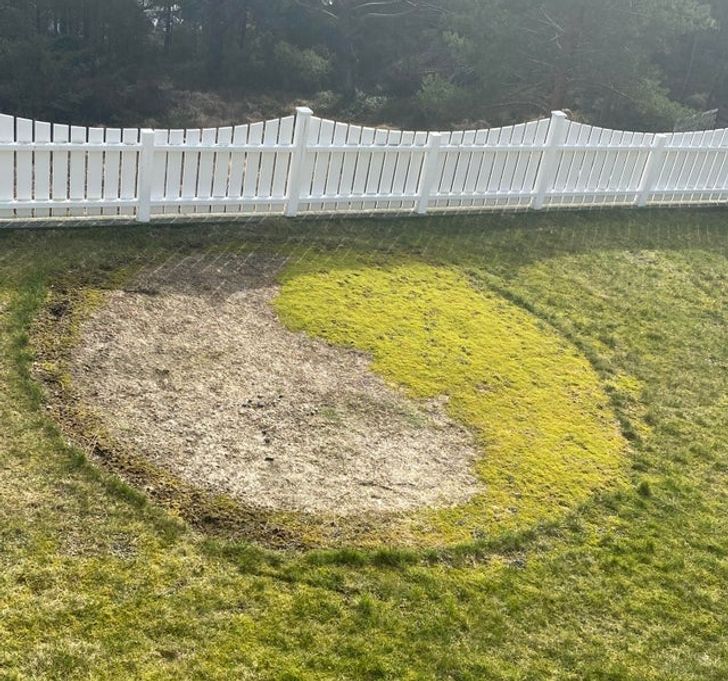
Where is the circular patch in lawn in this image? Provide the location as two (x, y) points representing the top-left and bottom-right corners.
(69, 256), (481, 516)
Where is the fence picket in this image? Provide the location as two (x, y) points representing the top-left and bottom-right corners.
(273, 116), (294, 203)
(405, 131), (428, 211)
(595, 128), (619, 196)
(212, 127), (233, 211)
(533, 112), (569, 209)
(362, 127), (387, 209)
(448, 130), (475, 208)
(164, 130), (185, 215)
(181, 128), (200, 209)
(390, 130), (414, 211)
(710, 131), (728, 200)
(15, 118), (33, 218)
(500, 124), (525, 206)
(522, 120), (550, 206)
(195, 128), (217, 213)
(119, 128), (138, 217)
(34, 121), (52, 218)
(86, 128), (104, 215)
(229, 124), (249, 213)
(463, 129), (488, 207)
(0, 115), (13, 218)
(375, 129), (400, 210)
(68, 126), (87, 216)
(243, 122), (264, 207)
(692, 129), (718, 200)
(350, 125), (374, 212)
(324, 122), (348, 210)
(103, 128), (122, 216)
(338, 123), (362, 212)
(151, 129), (169, 216)
(51, 124), (70, 217)
(258, 119), (279, 209)
(474, 126), (501, 207)
(582, 126), (606, 203)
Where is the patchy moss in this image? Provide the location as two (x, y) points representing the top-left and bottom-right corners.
(276, 262), (627, 543)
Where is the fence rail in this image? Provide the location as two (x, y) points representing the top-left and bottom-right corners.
(2, 107), (728, 224)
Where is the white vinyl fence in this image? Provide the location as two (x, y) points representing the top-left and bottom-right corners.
(2, 107), (728, 224)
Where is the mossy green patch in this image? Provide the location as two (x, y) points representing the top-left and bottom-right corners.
(276, 262), (627, 543)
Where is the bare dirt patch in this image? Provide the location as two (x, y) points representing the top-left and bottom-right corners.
(69, 255), (481, 516)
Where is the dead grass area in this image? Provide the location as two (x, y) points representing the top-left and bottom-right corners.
(67, 255), (481, 516)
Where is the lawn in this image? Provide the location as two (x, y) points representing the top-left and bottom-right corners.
(0, 209), (726, 680)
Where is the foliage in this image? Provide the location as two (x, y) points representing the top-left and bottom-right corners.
(271, 41), (333, 93)
(439, 0), (716, 128)
(416, 73), (469, 126)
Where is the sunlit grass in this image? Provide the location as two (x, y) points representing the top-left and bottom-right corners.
(0, 209), (726, 679)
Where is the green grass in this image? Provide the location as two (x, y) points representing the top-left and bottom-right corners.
(0, 209), (726, 679)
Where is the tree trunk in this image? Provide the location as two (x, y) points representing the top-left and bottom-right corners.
(339, 12), (357, 97)
(164, 3), (174, 52)
(238, 0), (250, 51)
(681, 33), (699, 99)
(206, 0), (225, 83)
(550, 5), (586, 111)
(35, 0), (43, 35)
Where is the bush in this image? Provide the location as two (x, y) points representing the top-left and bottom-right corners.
(416, 74), (469, 127)
(272, 41), (332, 94)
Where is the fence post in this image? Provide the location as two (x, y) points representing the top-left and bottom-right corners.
(416, 132), (443, 215)
(286, 106), (313, 217)
(532, 111), (569, 210)
(137, 129), (155, 223)
(636, 134), (668, 207)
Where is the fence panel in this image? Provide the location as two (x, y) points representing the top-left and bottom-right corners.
(1, 108), (728, 224)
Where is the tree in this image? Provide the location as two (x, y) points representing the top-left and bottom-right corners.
(436, 0), (715, 129)
(292, 0), (443, 95)
(0, 0), (154, 123)
(0, 0), (725, 131)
